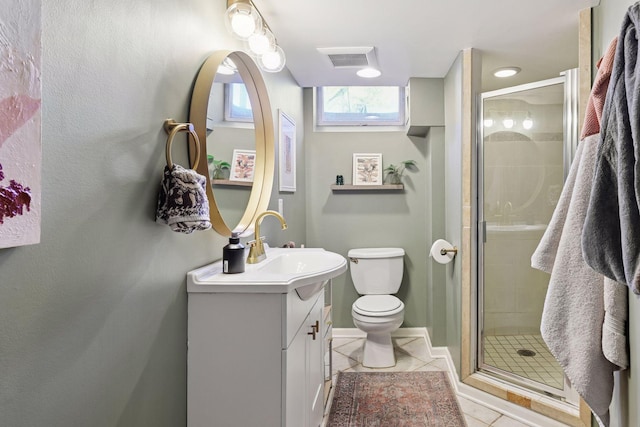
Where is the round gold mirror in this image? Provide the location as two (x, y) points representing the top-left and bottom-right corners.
(189, 50), (274, 237)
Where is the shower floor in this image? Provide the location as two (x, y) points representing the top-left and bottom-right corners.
(483, 334), (564, 390)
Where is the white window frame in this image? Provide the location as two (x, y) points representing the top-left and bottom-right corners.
(224, 83), (253, 123)
(315, 86), (407, 128)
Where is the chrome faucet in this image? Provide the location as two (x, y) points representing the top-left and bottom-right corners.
(501, 201), (513, 225)
(246, 210), (287, 264)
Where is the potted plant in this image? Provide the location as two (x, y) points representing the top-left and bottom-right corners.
(384, 160), (417, 185)
(207, 155), (231, 180)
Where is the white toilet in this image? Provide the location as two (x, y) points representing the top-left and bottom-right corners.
(348, 247), (405, 368)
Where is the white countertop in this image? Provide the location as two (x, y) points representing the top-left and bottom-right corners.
(187, 247), (347, 294)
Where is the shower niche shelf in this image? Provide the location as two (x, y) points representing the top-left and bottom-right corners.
(330, 184), (404, 192)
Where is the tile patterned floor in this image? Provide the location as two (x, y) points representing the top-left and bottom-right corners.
(483, 335), (564, 390)
(325, 337), (537, 427)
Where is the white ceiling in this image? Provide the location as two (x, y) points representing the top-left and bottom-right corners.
(251, 0), (600, 91)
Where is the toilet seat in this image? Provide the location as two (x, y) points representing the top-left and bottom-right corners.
(352, 295), (404, 316)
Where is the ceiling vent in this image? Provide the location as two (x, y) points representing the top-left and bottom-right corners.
(317, 46), (378, 69)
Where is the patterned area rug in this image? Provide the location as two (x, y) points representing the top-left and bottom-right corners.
(328, 371), (466, 426)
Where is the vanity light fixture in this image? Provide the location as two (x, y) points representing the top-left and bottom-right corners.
(357, 67), (382, 78)
(217, 65), (235, 75)
(484, 110), (494, 128)
(258, 45), (286, 72)
(493, 67), (521, 78)
(502, 117), (515, 129)
(217, 58), (237, 75)
(522, 113), (533, 130)
(225, 1), (262, 39)
(226, 0), (286, 73)
(247, 27), (276, 56)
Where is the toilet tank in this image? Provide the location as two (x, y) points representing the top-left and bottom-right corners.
(348, 248), (405, 295)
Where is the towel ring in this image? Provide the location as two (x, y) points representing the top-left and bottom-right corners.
(163, 118), (200, 169)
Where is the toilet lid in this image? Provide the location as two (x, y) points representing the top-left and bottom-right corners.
(353, 295), (404, 316)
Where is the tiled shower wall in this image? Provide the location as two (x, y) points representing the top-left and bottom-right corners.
(482, 99), (563, 336)
(484, 228), (551, 335)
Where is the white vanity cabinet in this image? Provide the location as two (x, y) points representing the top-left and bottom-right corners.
(187, 286), (326, 427)
(284, 292), (325, 426)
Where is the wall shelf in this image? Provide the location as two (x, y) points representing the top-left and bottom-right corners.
(211, 179), (252, 187)
(330, 184), (404, 192)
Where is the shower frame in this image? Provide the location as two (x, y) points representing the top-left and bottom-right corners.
(460, 10), (593, 426)
(474, 72), (580, 406)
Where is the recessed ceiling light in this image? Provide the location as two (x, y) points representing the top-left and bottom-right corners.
(357, 67), (381, 78)
(493, 67), (521, 78)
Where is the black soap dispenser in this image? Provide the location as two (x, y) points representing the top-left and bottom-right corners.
(223, 232), (245, 274)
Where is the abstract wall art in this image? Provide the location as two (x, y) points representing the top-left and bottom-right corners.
(0, 0), (42, 248)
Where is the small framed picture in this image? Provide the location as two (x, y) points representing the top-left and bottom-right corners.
(278, 110), (296, 192)
(353, 153), (383, 185)
(230, 149), (256, 182)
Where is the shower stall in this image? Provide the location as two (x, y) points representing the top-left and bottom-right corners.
(477, 72), (579, 403)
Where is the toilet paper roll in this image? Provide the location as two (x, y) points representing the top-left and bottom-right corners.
(430, 239), (456, 264)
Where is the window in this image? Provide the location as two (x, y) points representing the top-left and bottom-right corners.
(224, 83), (253, 122)
(316, 86), (406, 126)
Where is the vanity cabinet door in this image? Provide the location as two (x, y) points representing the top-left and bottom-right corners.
(284, 324), (306, 426)
(307, 298), (325, 427)
(284, 291), (325, 427)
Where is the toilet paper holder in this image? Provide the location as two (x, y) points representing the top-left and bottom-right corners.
(439, 247), (458, 256)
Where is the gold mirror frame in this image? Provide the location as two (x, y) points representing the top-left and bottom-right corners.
(189, 50), (275, 237)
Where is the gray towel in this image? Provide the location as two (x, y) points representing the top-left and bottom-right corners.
(582, 3), (640, 294)
(532, 135), (616, 427)
(603, 278), (629, 370)
(155, 164), (212, 234)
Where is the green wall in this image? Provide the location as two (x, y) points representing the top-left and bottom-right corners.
(1, 1), (463, 426)
(259, 71), (306, 245)
(428, 128), (448, 345)
(303, 87), (444, 330)
(0, 1), (304, 426)
(443, 52), (464, 373)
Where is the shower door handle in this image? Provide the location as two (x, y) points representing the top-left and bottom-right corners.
(480, 221), (487, 243)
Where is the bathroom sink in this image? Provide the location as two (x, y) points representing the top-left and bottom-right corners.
(257, 251), (343, 299)
(258, 251), (336, 274)
(187, 247), (347, 297)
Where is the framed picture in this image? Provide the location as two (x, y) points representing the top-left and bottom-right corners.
(230, 149), (256, 182)
(278, 110), (296, 192)
(353, 153), (383, 185)
(0, 1), (42, 249)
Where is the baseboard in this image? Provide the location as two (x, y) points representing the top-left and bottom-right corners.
(332, 328), (365, 338)
(332, 327), (573, 427)
(333, 327), (427, 339)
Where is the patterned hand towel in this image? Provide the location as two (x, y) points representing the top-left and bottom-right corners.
(156, 164), (211, 234)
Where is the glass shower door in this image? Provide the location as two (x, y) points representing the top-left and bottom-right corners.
(478, 75), (578, 402)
